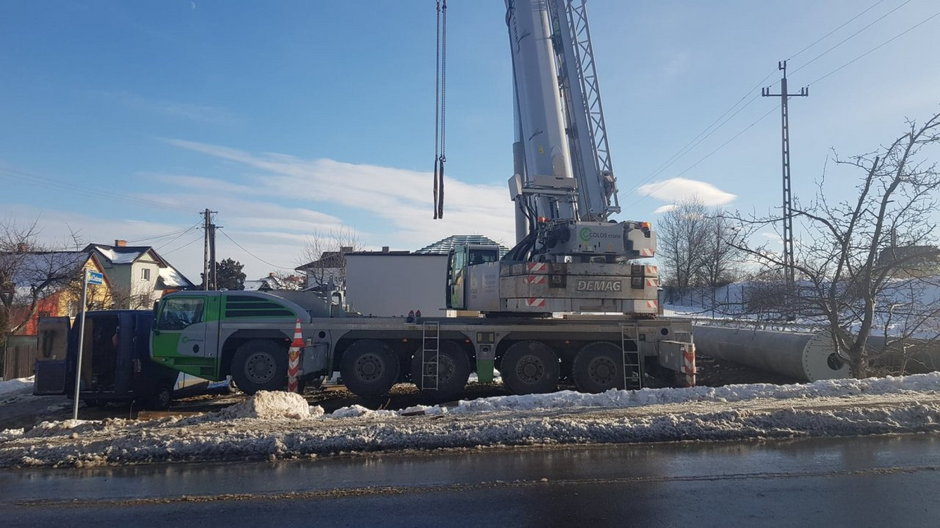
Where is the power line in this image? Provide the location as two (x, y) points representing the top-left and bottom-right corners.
(642, 75), (774, 185)
(674, 105), (780, 180)
(159, 233), (204, 256)
(807, 8), (940, 87)
(623, 104), (780, 210)
(0, 167), (161, 207)
(154, 223), (201, 251)
(791, 0), (914, 75)
(638, 2), (900, 192)
(631, 0), (929, 211)
(218, 229), (294, 271)
(127, 225), (201, 244)
(786, 0), (886, 62)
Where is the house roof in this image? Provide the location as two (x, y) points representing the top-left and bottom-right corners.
(296, 251), (346, 271)
(0, 251), (98, 298)
(84, 244), (159, 265)
(84, 243), (195, 288)
(245, 274), (303, 291)
(158, 266), (193, 288)
(415, 235), (510, 256)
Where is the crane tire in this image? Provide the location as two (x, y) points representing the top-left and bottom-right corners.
(340, 339), (400, 398)
(411, 340), (471, 401)
(500, 341), (559, 395)
(231, 339), (288, 395)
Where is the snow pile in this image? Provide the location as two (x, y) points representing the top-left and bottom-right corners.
(333, 373), (940, 419)
(0, 376), (33, 397)
(217, 390), (318, 420)
(2, 373), (940, 468)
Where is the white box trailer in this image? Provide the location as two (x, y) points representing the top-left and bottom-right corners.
(345, 252), (449, 317)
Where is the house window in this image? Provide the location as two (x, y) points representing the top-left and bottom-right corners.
(142, 268), (151, 281)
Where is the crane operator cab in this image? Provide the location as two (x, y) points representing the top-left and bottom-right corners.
(447, 244), (500, 310)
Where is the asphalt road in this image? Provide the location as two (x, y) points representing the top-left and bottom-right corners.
(2, 433), (938, 527)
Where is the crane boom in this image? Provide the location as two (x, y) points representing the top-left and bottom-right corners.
(451, 0), (661, 315)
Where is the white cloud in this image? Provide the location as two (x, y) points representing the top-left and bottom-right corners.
(161, 139), (517, 251)
(637, 177), (736, 207)
(4, 141), (518, 280)
(100, 92), (238, 125)
(653, 204), (677, 214)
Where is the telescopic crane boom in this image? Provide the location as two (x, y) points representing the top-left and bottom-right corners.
(452, 0), (661, 315)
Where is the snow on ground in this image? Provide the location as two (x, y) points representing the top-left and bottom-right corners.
(0, 377), (33, 398)
(1, 373), (939, 468)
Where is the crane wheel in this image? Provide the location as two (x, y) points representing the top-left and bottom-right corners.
(231, 340), (288, 395)
(411, 340), (471, 401)
(500, 341), (559, 395)
(572, 341), (628, 393)
(340, 339), (400, 398)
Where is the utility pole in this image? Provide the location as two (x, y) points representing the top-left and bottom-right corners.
(201, 209), (218, 290)
(762, 60), (807, 318)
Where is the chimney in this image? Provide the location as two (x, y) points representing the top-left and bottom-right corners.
(340, 246), (353, 254)
(115, 239), (127, 247)
(382, 246), (389, 253)
(15, 242), (29, 253)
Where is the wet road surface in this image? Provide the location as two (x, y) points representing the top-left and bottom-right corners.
(2, 433), (938, 527)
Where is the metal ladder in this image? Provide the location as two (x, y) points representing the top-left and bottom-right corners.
(621, 323), (643, 389)
(421, 321), (440, 391)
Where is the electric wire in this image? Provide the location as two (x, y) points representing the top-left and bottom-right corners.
(807, 8), (940, 87)
(790, 0), (914, 76)
(218, 229), (294, 271)
(127, 224), (202, 244)
(785, 0), (886, 62)
(154, 223), (201, 251)
(159, 233), (204, 256)
(643, 84), (770, 184)
(635, 0), (912, 190)
(0, 167), (161, 207)
(629, 0), (929, 210)
(672, 104), (781, 180)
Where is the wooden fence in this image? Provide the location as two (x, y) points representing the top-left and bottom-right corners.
(2, 335), (38, 380)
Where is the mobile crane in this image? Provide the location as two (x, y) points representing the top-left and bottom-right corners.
(149, 0), (695, 401)
(449, 0), (661, 315)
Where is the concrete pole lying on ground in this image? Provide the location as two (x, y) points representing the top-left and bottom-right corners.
(692, 325), (851, 382)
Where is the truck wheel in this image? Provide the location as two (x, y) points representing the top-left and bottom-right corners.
(500, 341), (559, 395)
(572, 341), (630, 393)
(231, 340), (288, 395)
(340, 339), (400, 397)
(411, 340), (471, 401)
(144, 382), (174, 410)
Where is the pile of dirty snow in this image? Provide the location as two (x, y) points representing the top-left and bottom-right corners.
(333, 372), (940, 419)
(2, 373), (940, 468)
(218, 390), (324, 420)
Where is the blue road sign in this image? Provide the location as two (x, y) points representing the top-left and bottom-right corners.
(87, 270), (104, 285)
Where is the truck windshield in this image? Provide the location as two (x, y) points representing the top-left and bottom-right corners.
(157, 298), (204, 330)
(468, 248), (498, 265)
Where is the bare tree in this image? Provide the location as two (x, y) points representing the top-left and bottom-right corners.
(657, 199), (709, 298)
(729, 112), (940, 377)
(297, 228), (362, 290)
(701, 212), (744, 288)
(657, 200), (742, 307)
(100, 284), (148, 310)
(1, 220), (89, 341)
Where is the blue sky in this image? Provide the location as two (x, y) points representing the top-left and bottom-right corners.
(2, 0), (938, 281)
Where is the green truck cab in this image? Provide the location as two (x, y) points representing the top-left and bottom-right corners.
(150, 291), (335, 393)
